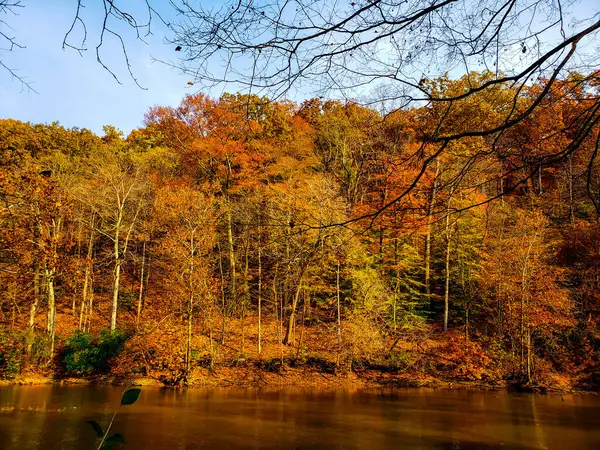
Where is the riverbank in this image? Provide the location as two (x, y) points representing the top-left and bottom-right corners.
(2, 315), (597, 394)
(2, 364), (592, 395)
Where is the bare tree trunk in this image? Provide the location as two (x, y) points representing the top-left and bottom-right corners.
(83, 265), (95, 333)
(443, 188), (455, 332)
(209, 327), (214, 372)
(27, 266), (40, 354)
(444, 222), (451, 331)
(568, 154), (575, 225)
(296, 290), (307, 359)
(257, 224), (262, 355)
(80, 218), (95, 330)
(272, 265), (284, 365)
(465, 304), (470, 341)
(241, 232), (250, 355)
(110, 202), (139, 332)
(336, 261), (342, 368)
(520, 240), (534, 381)
(217, 243), (227, 344)
(379, 224), (384, 263)
(111, 213), (122, 332)
(527, 323), (532, 384)
(283, 275), (304, 345)
(45, 267), (56, 358)
(425, 159), (440, 310)
(136, 238), (146, 327)
(226, 199), (237, 315)
(185, 233), (195, 379)
(111, 260), (121, 332)
(185, 292), (193, 378)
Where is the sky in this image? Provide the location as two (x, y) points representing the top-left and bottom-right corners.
(0, 1), (194, 136)
(1, 1), (598, 137)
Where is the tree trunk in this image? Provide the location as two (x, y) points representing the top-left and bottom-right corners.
(526, 324), (532, 384)
(568, 154), (575, 225)
(283, 278), (304, 345)
(111, 213), (122, 332)
(217, 243), (227, 344)
(257, 223), (262, 355)
(443, 189), (455, 332)
(336, 261), (342, 368)
(296, 290), (308, 359)
(226, 198), (237, 313)
(45, 266), (56, 358)
(111, 260), (121, 332)
(185, 292), (193, 378)
(520, 240), (534, 380)
(27, 266), (40, 354)
(272, 265), (284, 364)
(425, 159), (440, 310)
(465, 303), (470, 341)
(136, 238), (146, 327)
(241, 232), (250, 355)
(185, 233), (195, 379)
(80, 219), (95, 331)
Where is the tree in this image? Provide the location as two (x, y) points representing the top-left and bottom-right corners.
(481, 208), (573, 382)
(77, 140), (150, 332)
(155, 183), (217, 381)
(168, 1), (600, 216)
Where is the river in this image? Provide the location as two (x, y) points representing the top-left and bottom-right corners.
(1, 386), (599, 449)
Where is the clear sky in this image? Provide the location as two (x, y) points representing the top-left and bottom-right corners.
(1, 1), (598, 137)
(0, 1), (194, 136)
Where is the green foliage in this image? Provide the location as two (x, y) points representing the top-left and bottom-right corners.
(255, 357), (285, 373)
(120, 388), (141, 405)
(0, 329), (25, 379)
(388, 350), (415, 371)
(29, 334), (53, 365)
(389, 241), (429, 330)
(61, 329), (127, 376)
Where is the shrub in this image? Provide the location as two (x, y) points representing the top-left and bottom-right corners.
(112, 322), (188, 385)
(29, 334), (52, 366)
(0, 329), (25, 379)
(435, 333), (492, 381)
(343, 313), (386, 364)
(61, 329), (127, 376)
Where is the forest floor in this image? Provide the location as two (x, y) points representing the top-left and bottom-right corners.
(2, 313), (594, 394)
(3, 368), (579, 394)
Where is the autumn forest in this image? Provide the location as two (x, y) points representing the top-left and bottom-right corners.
(1, 71), (600, 391)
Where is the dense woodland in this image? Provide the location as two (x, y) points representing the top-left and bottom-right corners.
(1, 71), (600, 390)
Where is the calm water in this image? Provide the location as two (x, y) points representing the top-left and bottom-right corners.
(1, 386), (599, 449)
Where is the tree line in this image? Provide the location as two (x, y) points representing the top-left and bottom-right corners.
(1, 71), (599, 388)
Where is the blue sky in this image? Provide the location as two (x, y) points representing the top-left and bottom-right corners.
(1, 1), (598, 136)
(0, 1), (193, 136)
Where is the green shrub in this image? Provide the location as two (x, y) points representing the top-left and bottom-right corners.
(61, 329), (127, 376)
(0, 329), (25, 379)
(29, 334), (52, 366)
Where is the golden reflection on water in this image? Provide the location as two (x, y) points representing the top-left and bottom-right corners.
(1, 386), (599, 449)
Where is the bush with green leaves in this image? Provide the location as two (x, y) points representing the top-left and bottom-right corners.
(0, 329), (25, 379)
(61, 329), (127, 376)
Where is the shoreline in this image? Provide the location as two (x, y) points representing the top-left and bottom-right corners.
(1, 368), (596, 395)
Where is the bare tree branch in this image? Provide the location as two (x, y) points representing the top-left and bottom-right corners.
(0, 0), (37, 92)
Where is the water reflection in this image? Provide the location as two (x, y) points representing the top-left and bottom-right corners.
(1, 386), (599, 449)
